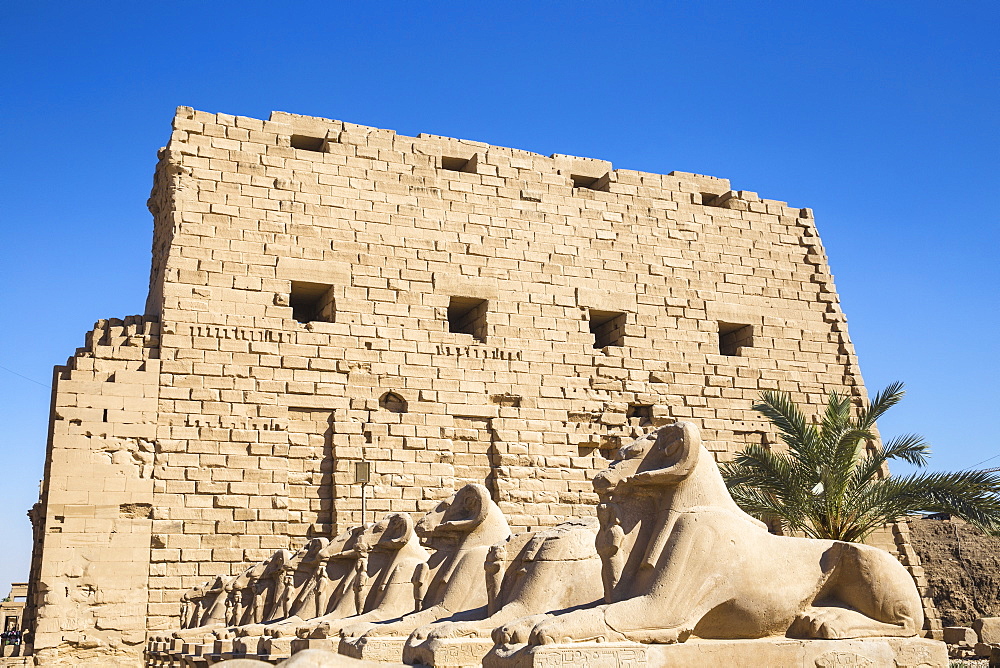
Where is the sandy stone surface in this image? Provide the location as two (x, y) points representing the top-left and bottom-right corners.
(909, 518), (1000, 626)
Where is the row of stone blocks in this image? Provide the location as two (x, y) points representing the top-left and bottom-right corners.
(145, 423), (949, 668)
(944, 617), (1000, 662)
(148, 637), (949, 668)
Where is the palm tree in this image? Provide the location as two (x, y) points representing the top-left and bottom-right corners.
(721, 382), (1000, 542)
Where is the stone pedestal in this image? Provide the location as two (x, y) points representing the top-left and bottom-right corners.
(203, 637), (239, 664)
(339, 634), (408, 663)
(260, 635), (294, 663)
(483, 637), (948, 668)
(405, 635), (497, 667)
(231, 635), (262, 658)
(179, 639), (210, 666)
(289, 637), (339, 655)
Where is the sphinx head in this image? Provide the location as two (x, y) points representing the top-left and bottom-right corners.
(368, 512), (416, 552)
(650, 421), (700, 472)
(258, 549), (294, 579)
(320, 524), (367, 560)
(594, 421), (702, 495)
(300, 537), (329, 563)
(353, 521), (385, 553)
(186, 583), (208, 602)
(416, 483), (510, 547)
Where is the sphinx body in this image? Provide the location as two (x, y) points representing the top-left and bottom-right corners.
(402, 517), (604, 666)
(329, 483), (511, 644)
(407, 517), (603, 647)
(165, 576), (231, 641)
(149, 485), (508, 663)
(150, 546), (295, 650)
(232, 538), (332, 639)
(498, 422), (924, 649)
(262, 512), (427, 642)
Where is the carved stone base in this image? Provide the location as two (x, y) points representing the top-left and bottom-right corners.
(339, 634), (409, 663)
(207, 637), (237, 661)
(230, 635), (265, 658)
(179, 639), (211, 665)
(289, 637), (339, 655)
(259, 635), (294, 663)
(483, 637), (948, 668)
(405, 635), (497, 667)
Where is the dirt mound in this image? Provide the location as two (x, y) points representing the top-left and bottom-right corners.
(908, 517), (1000, 627)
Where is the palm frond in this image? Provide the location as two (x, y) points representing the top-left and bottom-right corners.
(856, 381), (905, 430)
(820, 391), (852, 444)
(849, 451), (890, 496)
(726, 383), (1000, 542)
(753, 391), (821, 464)
(724, 481), (816, 537)
(847, 470), (1000, 541)
(889, 471), (1000, 532)
(825, 426), (872, 499)
(848, 433), (930, 495)
(881, 433), (931, 467)
(726, 445), (803, 492)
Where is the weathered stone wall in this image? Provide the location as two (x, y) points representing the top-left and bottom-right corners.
(908, 517), (1000, 627)
(142, 105), (866, 629)
(28, 107), (889, 665)
(30, 317), (160, 666)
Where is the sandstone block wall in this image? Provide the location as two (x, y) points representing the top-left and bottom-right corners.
(30, 318), (159, 666)
(27, 107), (902, 664)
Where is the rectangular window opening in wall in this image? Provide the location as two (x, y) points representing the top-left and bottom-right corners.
(290, 135), (326, 152)
(441, 155), (476, 173)
(701, 192), (722, 206)
(290, 281), (336, 323)
(589, 309), (626, 349)
(719, 322), (754, 356)
(627, 404), (653, 426)
(572, 173), (611, 192)
(447, 296), (488, 343)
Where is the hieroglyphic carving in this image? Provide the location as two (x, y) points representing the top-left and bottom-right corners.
(532, 645), (648, 667)
(434, 343), (522, 360)
(184, 416), (288, 430)
(189, 324), (293, 343)
(338, 635), (408, 662)
(814, 651), (876, 667)
(431, 638), (499, 666)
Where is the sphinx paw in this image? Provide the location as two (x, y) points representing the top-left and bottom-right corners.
(342, 622), (376, 638)
(432, 622), (481, 640)
(491, 624), (512, 646)
(310, 621), (333, 639)
(796, 608), (852, 640)
(494, 614), (550, 646)
(528, 619), (571, 645)
(529, 609), (616, 646)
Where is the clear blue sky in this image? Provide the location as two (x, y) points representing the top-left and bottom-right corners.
(1, 2), (997, 586)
